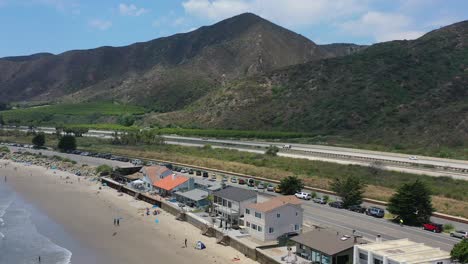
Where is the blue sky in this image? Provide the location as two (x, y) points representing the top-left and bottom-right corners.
(0, 0), (467, 57)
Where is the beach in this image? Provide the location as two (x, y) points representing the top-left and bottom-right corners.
(0, 159), (257, 264)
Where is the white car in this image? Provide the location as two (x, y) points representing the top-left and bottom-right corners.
(295, 192), (312, 200)
(408, 156), (418, 160)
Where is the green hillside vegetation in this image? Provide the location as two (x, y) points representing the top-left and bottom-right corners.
(0, 102), (145, 126)
(156, 20), (468, 152)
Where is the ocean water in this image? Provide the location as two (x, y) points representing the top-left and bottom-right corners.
(0, 182), (97, 264)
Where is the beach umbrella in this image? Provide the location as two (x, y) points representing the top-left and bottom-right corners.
(155, 219), (159, 224)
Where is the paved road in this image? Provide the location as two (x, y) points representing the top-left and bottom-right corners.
(3, 126), (468, 179)
(3, 145), (465, 251)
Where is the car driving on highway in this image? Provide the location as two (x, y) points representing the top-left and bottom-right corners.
(295, 192), (312, 200)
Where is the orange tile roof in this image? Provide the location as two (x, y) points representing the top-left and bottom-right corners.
(142, 166), (172, 184)
(153, 174), (189, 191)
(247, 195), (301, 213)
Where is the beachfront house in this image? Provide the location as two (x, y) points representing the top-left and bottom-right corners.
(174, 188), (210, 208)
(244, 195), (303, 241)
(153, 174), (191, 197)
(353, 239), (451, 264)
(213, 186), (257, 228)
(293, 229), (366, 264)
(141, 165), (173, 191)
(194, 178), (222, 193)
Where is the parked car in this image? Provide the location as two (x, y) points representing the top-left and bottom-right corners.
(196, 170), (202, 176)
(188, 169), (194, 175)
(348, 205), (366, 213)
(247, 178), (255, 187)
(209, 175), (217, 181)
(409, 156), (418, 160)
(365, 207), (385, 218)
(202, 172), (209, 178)
(423, 223), (443, 233)
(180, 169), (187, 173)
(274, 186), (282, 193)
(329, 201), (344, 209)
(257, 183), (265, 189)
(238, 179), (245, 185)
(450, 230), (468, 239)
(313, 197), (327, 204)
(230, 177), (238, 183)
(295, 192), (312, 200)
(266, 185), (274, 192)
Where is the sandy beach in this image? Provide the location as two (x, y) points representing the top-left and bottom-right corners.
(0, 159), (257, 264)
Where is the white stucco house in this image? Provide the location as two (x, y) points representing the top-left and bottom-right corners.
(244, 195), (303, 241)
(140, 165), (173, 191)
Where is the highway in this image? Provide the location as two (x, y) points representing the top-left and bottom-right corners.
(3, 145), (465, 251)
(2, 126), (468, 179)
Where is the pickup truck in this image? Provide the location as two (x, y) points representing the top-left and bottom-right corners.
(295, 192), (312, 200)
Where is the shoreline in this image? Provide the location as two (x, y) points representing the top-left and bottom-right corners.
(1, 159), (257, 264)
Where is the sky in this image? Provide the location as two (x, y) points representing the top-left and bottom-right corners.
(0, 0), (467, 57)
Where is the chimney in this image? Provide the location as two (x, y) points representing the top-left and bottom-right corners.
(376, 234), (382, 243)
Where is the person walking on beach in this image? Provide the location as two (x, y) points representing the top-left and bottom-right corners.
(184, 238), (187, 248)
(117, 218), (120, 226)
(38, 256), (41, 263)
(113, 218), (116, 226)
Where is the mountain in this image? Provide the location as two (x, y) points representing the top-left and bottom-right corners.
(153, 20), (468, 148)
(319, 43), (367, 57)
(0, 13), (333, 111)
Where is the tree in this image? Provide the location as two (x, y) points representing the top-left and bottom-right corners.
(118, 114), (136, 127)
(32, 133), (46, 148)
(96, 165), (112, 176)
(331, 176), (366, 208)
(279, 176), (304, 195)
(265, 145), (280, 156)
(0, 115), (4, 126)
(57, 135), (77, 152)
(451, 239), (468, 264)
(387, 180), (434, 226)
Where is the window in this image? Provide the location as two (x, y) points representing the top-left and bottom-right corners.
(269, 227), (274, 233)
(255, 212), (262, 218)
(295, 224), (299, 231)
(222, 199), (227, 206)
(258, 226), (262, 232)
(374, 259), (383, 264)
(321, 255), (331, 264)
(277, 213), (281, 218)
(228, 201), (232, 208)
(246, 222), (250, 227)
(246, 209), (250, 215)
(251, 224), (257, 230)
(359, 253), (368, 260)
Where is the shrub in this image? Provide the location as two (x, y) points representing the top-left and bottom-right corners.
(57, 135), (77, 152)
(96, 165), (112, 175)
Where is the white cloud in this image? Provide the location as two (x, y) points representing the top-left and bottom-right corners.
(340, 11), (425, 42)
(89, 19), (112, 31)
(118, 3), (148, 16)
(182, 0), (367, 27)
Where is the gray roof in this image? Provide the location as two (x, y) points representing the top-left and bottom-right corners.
(213, 186), (257, 202)
(177, 189), (209, 201)
(292, 229), (366, 256)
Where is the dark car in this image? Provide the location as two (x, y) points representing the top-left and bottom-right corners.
(313, 197), (327, 204)
(348, 205), (366, 213)
(366, 207), (385, 218)
(202, 172), (209, 178)
(196, 170), (202, 176)
(329, 201), (344, 209)
(423, 223), (443, 233)
(238, 179), (246, 185)
(188, 169), (194, 175)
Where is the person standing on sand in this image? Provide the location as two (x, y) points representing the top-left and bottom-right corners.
(113, 218), (116, 226)
(185, 238), (187, 248)
(38, 256), (41, 263)
(117, 218), (120, 226)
